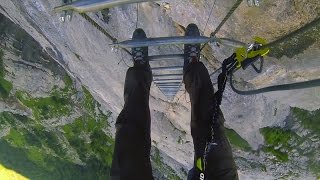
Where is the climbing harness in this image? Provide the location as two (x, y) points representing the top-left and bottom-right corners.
(198, 38), (269, 176)
(213, 36), (320, 95)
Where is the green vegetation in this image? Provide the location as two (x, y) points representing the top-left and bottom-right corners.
(5, 128), (27, 147)
(0, 72), (114, 179)
(15, 74), (76, 120)
(269, 18), (320, 58)
(0, 140), (110, 180)
(0, 49), (5, 77)
(308, 159), (320, 179)
(291, 107), (320, 178)
(177, 136), (183, 144)
(151, 147), (181, 180)
(63, 115), (114, 168)
(0, 77), (13, 98)
(225, 128), (251, 151)
(260, 127), (301, 162)
(0, 49), (13, 99)
(1, 102), (113, 179)
(16, 91), (72, 120)
(82, 86), (96, 113)
(292, 107), (320, 136)
(235, 157), (267, 172)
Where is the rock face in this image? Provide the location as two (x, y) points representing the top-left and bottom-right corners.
(0, 0), (319, 179)
(0, 15), (115, 179)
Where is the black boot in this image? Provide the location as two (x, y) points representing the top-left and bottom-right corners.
(132, 28), (150, 69)
(184, 23), (201, 72)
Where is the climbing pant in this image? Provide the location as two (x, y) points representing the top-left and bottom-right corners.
(184, 62), (238, 180)
(110, 67), (153, 180)
(111, 62), (238, 180)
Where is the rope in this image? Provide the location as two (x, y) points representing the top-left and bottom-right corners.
(211, 0), (244, 37)
(226, 16), (320, 95)
(230, 73), (320, 95)
(209, 67), (222, 76)
(79, 13), (132, 56)
(202, 0), (217, 36)
(136, 3), (139, 28)
(201, 0), (244, 51)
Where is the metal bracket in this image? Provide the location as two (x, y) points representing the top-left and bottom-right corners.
(59, 0), (74, 22)
(247, 0), (260, 7)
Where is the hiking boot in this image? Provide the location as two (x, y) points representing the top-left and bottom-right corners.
(132, 28), (149, 69)
(184, 23), (201, 72)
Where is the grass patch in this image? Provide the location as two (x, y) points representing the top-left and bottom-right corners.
(26, 146), (47, 168)
(264, 146), (288, 162)
(0, 77), (13, 99)
(4, 128), (27, 147)
(292, 107), (320, 178)
(62, 114), (114, 172)
(0, 49), (13, 99)
(82, 86), (96, 113)
(1, 109), (114, 179)
(0, 140), (110, 180)
(63, 74), (73, 89)
(151, 147), (181, 180)
(16, 91), (72, 120)
(260, 127), (301, 162)
(225, 128), (251, 151)
(292, 107), (320, 136)
(0, 49), (5, 77)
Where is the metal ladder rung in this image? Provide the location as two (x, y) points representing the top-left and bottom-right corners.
(54, 0), (157, 13)
(163, 90), (178, 93)
(157, 83), (182, 86)
(111, 36), (212, 48)
(153, 78), (183, 81)
(154, 80), (181, 83)
(157, 86), (180, 88)
(161, 89), (180, 92)
(158, 86), (184, 89)
(161, 89), (179, 91)
(152, 66), (183, 71)
(149, 54), (184, 61)
(153, 74), (183, 77)
(156, 82), (181, 84)
(164, 93), (179, 96)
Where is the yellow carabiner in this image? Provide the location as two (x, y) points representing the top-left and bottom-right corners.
(235, 37), (270, 69)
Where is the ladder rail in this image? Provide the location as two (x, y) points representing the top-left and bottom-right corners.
(54, 0), (157, 13)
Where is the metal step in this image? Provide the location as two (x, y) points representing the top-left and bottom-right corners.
(54, 0), (157, 13)
(149, 54), (184, 61)
(152, 66), (183, 71)
(153, 74), (183, 78)
(153, 78), (183, 81)
(111, 36), (212, 48)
